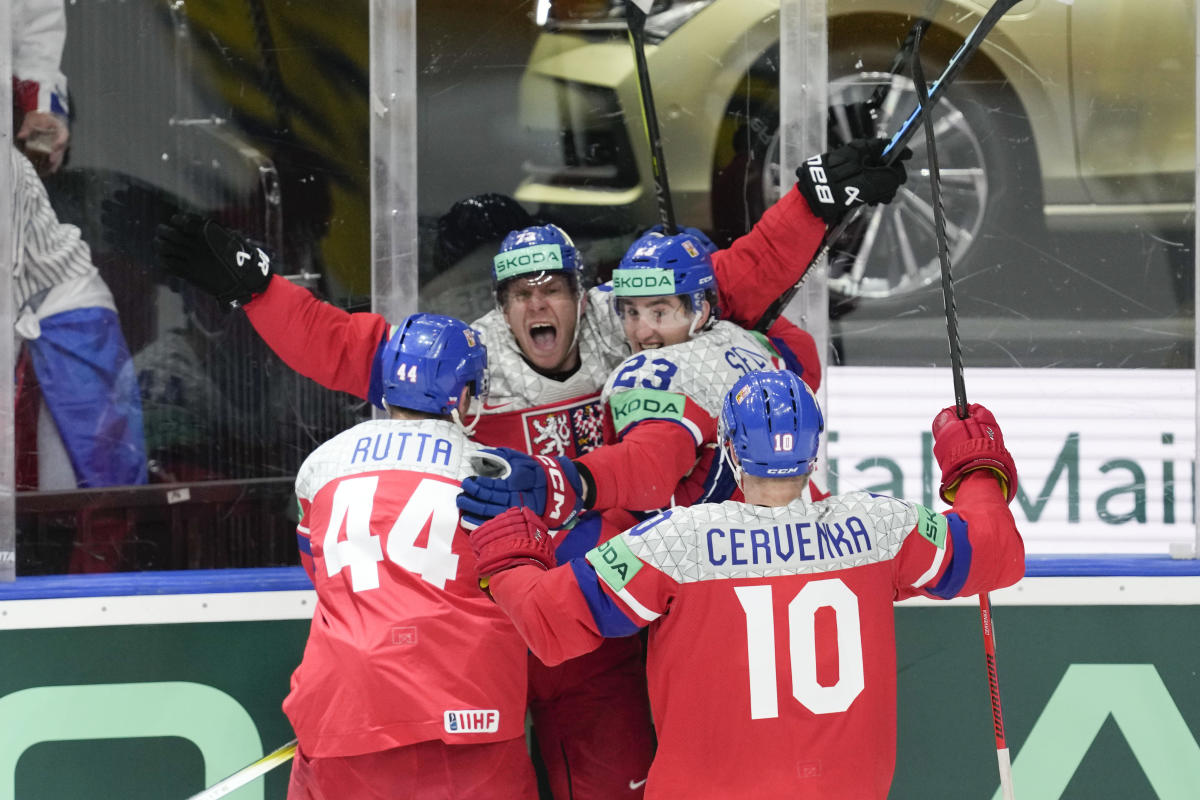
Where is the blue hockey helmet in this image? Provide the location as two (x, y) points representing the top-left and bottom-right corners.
(641, 223), (719, 255)
(719, 370), (823, 478)
(381, 313), (488, 415)
(612, 231), (718, 317)
(491, 224), (584, 302)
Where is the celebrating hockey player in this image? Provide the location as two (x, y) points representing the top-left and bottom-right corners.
(283, 313), (537, 800)
(456, 228), (821, 535)
(466, 369), (1026, 800)
(155, 136), (909, 800)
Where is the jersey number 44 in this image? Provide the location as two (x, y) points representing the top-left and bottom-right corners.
(313, 472), (463, 593)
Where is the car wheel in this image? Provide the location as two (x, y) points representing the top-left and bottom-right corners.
(710, 34), (1042, 315)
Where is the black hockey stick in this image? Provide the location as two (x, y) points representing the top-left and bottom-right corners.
(911, 25), (1015, 800)
(754, 0), (1022, 331)
(185, 738), (298, 800)
(627, 1), (677, 234)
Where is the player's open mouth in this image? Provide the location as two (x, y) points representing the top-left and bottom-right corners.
(529, 323), (558, 352)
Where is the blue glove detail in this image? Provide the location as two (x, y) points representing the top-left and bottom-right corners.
(458, 447), (585, 530)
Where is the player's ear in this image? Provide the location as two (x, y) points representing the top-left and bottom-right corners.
(459, 386), (472, 416)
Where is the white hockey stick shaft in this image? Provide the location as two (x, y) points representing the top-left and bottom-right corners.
(185, 738), (298, 800)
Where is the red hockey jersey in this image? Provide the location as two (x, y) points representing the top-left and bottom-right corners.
(488, 471), (1025, 799)
(285, 418), (528, 757)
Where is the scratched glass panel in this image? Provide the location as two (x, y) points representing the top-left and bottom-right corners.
(10, 0), (374, 574)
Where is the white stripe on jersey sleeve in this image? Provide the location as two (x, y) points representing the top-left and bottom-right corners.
(913, 542), (947, 588)
(679, 416), (704, 447)
(617, 586), (662, 622)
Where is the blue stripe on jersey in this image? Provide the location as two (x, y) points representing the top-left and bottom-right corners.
(695, 446), (739, 505)
(927, 512), (972, 599)
(555, 511), (604, 562)
(296, 533), (312, 556)
(569, 558), (641, 638)
(366, 330), (390, 409)
(768, 334), (804, 378)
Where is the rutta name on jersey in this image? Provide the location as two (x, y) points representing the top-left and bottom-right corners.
(522, 399), (605, 457)
(444, 709), (501, 734)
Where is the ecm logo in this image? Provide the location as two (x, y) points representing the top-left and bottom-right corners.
(0, 682), (264, 800)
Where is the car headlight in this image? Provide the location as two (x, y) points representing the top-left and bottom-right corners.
(535, 1), (716, 42)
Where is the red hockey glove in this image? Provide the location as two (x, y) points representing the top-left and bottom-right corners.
(796, 137), (912, 225)
(932, 403), (1018, 504)
(468, 507), (557, 592)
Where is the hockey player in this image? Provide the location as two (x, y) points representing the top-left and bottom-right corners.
(154, 137), (909, 799)
(466, 369), (1025, 800)
(284, 312), (537, 800)
(456, 229), (820, 536)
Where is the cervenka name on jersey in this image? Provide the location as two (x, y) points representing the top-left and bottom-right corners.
(444, 709), (501, 734)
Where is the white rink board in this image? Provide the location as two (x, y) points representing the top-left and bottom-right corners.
(825, 367), (1195, 554)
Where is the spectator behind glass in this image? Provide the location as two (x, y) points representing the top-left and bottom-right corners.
(12, 0), (71, 176)
(10, 1), (148, 572)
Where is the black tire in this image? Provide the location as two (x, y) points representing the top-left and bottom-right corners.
(709, 25), (1042, 316)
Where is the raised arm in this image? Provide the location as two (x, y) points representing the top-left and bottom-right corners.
(156, 214), (390, 403)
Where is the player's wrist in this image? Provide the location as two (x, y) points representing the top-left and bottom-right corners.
(574, 459), (595, 509)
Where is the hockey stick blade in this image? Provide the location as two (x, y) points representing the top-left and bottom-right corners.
(754, 0), (1022, 331)
(185, 738), (298, 800)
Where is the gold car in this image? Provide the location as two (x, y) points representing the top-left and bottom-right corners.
(516, 0), (1194, 307)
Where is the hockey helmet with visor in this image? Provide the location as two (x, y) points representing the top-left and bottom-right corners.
(719, 369), (823, 479)
(381, 312), (488, 432)
(612, 231), (719, 338)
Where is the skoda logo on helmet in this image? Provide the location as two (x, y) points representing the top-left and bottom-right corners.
(493, 244), (564, 281)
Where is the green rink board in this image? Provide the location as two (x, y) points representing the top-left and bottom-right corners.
(0, 607), (1197, 799)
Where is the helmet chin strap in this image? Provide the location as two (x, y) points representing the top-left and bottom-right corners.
(685, 291), (710, 339)
(569, 292), (585, 353)
(719, 440), (745, 493)
(453, 406), (482, 436)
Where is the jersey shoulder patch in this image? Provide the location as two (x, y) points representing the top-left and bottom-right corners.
(586, 536), (644, 592)
(608, 386), (687, 431)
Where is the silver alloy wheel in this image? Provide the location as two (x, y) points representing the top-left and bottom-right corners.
(761, 70), (990, 301)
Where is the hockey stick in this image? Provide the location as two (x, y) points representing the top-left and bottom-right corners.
(753, 0), (1022, 331)
(627, 0), (677, 234)
(911, 25), (1015, 800)
(184, 738), (298, 800)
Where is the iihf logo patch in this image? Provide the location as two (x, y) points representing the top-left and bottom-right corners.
(444, 709), (500, 734)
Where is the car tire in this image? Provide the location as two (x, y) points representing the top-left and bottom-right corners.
(709, 28), (1042, 316)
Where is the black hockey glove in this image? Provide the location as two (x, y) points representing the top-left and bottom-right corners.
(795, 137), (912, 226)
(154, 213), (273, 308)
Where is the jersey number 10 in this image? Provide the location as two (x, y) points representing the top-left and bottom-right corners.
(735, 580), (866, 719)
